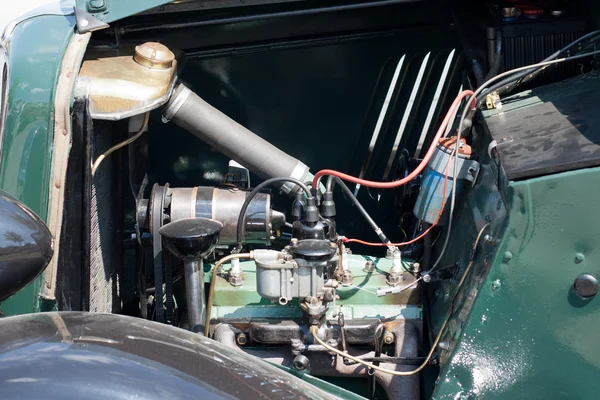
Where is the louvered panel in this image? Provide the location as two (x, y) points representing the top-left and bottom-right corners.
(353, 48), (462, 195)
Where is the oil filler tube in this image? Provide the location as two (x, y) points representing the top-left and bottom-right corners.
(162, 84), (311, 195)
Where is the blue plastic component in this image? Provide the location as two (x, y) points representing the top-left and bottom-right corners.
(413, 163), (463, 225)
(413, 141), (478, 225)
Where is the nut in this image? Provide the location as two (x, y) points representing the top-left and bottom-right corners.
(236, 333), (247, 346)
(383, 332), (394, 345)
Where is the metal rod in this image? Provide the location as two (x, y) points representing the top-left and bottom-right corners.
(184, 259), (205, 334)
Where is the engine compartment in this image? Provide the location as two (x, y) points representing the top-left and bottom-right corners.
(52, 0), (600, 398)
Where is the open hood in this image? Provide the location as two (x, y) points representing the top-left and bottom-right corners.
(76, 0), (173, 24)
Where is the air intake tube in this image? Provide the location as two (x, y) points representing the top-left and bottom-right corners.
(162, 84), (310, 195)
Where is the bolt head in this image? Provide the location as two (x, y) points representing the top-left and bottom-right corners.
(573, 274), (598, 299)
(292, 354), (310, 371)
(575, 253), (585, 264)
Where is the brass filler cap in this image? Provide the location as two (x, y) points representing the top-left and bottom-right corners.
(134, 42), (175, 70)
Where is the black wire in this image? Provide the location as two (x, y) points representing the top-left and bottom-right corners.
(235, 177), (311, 248)
(329, 176), (390, 245)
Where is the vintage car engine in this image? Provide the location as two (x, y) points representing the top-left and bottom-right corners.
(111, 55), (429, 399)
(140, 166), (422, 400)
(5, 1), (600, 399)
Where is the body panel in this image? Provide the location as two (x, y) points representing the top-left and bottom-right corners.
(433, 166), (600, 399)
(0, 15), (75, 314)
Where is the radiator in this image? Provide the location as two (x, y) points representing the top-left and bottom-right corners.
(499, 18), (586, 85)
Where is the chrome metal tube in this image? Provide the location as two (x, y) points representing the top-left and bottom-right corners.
(163, 84), (310, 195)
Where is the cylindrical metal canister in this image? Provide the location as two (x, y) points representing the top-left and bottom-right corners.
(168, 186), (285, 245)
(413, 137), (479, 225)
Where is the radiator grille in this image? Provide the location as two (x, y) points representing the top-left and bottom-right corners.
(501, 21), (585, 86)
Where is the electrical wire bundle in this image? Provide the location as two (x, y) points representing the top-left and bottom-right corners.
(310, 35), (600, 272)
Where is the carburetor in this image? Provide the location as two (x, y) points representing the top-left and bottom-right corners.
(254, 238), (337, 319)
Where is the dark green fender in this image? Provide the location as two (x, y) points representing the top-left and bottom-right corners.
(432, 167), (600, 399)
(0, 15), (75, 315)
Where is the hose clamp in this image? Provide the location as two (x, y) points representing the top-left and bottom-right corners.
(281, 162), (309, 194)
(162, 85), (192, 123)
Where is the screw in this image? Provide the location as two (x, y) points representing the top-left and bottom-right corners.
(438, 341), (450, 351)
(236, 333), (247, 346)
(423, 274), (432, 283)
(383, 332), (394, 345)
(575, 253), (585, 264)
(502, 251), (513, 263)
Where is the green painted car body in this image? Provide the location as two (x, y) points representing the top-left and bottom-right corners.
(1, 2), (600, 399)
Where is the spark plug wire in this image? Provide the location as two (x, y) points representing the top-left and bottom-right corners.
(343, 147), (455, 247)
(311, 90), (474, 189)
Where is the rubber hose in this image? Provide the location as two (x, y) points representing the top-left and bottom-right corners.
(483, 28), (503, 83)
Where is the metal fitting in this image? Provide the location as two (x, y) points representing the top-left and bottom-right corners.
(229, 273), (244, 287)
(341, 270), (353, 286)
(293, 354), (310, 371)
(236, 333), (248, 346)
(386, 272), (403, 286)
(383, 332), (394, 345)
(363, 260), (375, 273)
(228, 257), (244, 286)
(484, 92), (500, 110)
(411, 262), (420, 273)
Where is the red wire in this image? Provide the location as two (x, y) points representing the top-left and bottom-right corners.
(343, 145), (454, 247)
(311, 90), (474, 189)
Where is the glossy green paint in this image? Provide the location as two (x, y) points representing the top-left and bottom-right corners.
(210, 254), (421, 321)
(432, 166), (600, 399)
(0, 15), (75, 315)
(77, 0), (172, 22)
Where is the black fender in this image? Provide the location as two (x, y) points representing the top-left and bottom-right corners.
(0, 312), (339, 400)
